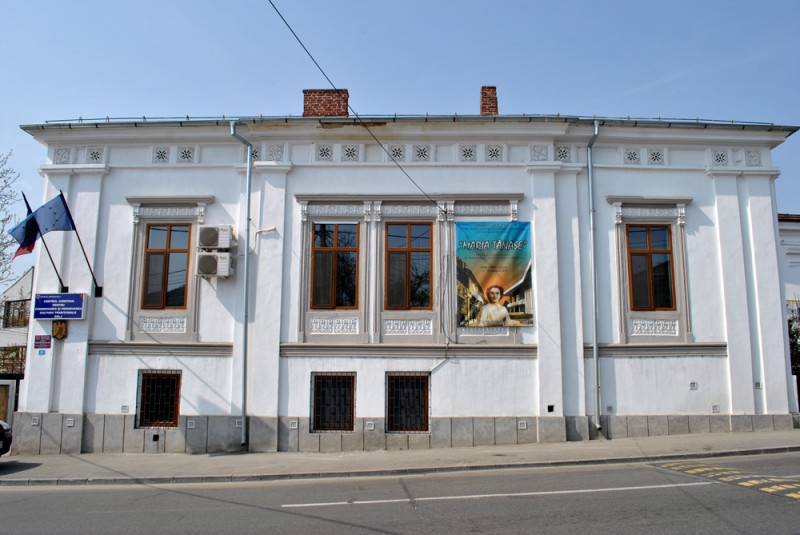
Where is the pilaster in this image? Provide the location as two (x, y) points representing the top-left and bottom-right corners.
(709, 170), (757, 414)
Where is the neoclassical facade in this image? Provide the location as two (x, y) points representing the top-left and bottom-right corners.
(12, 88), (798, 454)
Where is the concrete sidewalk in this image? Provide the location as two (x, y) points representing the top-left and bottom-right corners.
(1, 430), (799, 487)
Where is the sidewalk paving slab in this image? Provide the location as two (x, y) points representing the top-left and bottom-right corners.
(0, 430), (798, 487)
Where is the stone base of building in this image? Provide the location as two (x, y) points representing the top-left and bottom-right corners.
(9, 412), (796, 454)
(600, 413), (795, 438)
(277, 416), (560, 452)
(11, 413), (278, 455)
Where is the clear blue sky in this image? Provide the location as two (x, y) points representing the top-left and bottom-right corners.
(2, 0), (799, 283)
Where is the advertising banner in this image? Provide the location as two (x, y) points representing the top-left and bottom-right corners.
(456, 222), (533, 327)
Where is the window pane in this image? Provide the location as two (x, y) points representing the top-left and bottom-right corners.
(387, 251), (407, 308)
(628, 227), (648, 250)
(337, 224), (358, 248)
(336, 251), (357, 307)
(314, 224), (334, 247)
(148, 226), (168, 249)
(165, 252), (188, 307)
(650, 227), (669, 250)
(387, 224), (407, 248)
(312, 251), (333, 307)
(169, 225), (190, 249)
(313, 375), (354, 431)
(3, 300), (30, 328)
(630, 254), (652, 309)
(139, 372), (181, 427)
(144, 253), (165, 308)
(652, 253), (674, 308)
(410, 251), (431, 308)
(388, 375), (428, 432)
(410, 224), (430, 248)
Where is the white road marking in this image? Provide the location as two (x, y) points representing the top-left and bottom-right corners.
(281, 481), (712, 508)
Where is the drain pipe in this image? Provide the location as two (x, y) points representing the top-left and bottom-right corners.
(587, 120), (602, 432)
(231, 121), (253, 448)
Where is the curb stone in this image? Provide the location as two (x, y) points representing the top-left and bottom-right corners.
(1, 446), (799, 487)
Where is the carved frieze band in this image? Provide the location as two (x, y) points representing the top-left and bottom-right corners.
(621, 207), (678, 219)
(381, 205), (440, 217)
(458, 326), (509, 336)
(139, 317), (187, 334)
(133, 203), (207, 224)
(615, 204), (685, 227)
(309, 317), (359, 334)
(305, 204), (365, 218)
(454, 204), (511, 217)
(630, 319), (678, 336)
(383, 319), (433, 335)
(302, 201), (517, 222)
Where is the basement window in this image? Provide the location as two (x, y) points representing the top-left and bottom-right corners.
(386, 373), (429, 432)
(136, 370), (181, 428)
(311, 373), (356, 432)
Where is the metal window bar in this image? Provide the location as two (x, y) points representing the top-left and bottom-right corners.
(136, 370), (181, 428)
(386, 373), (430, 432)
(311, 373), (355, 432)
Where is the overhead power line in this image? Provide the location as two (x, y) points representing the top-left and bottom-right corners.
(266, 0), (446, 215)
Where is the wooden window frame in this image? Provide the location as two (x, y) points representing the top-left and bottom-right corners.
(141, 223), (191, 310)
(386, 373), (430, 432)
(2, 300), (30, 328)
(310, 223), (360, 309)
(136, 370), (181, 428)
(384, 222), (433, 310)
(626, 224), (676, 311)
(311, 373), (356, 432)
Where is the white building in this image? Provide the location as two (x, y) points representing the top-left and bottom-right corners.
(0, 267), (33, 424)
(13, 87), (798, 454)
(778, 213), (800, 405)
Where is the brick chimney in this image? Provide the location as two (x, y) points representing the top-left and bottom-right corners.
(480, 86), (498, 116)
(303, 89), (349, 117)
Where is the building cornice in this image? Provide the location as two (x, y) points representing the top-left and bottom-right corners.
(89, 342), (233, 357)
(280, 343), (536, 359)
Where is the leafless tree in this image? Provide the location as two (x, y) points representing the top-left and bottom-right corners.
(0, 151), (21, 285)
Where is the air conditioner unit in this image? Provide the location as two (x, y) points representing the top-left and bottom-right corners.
(198, 225), (234, 249)
(197, 252), (233, 278)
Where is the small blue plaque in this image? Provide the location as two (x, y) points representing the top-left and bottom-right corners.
(33, 293), (87, 320)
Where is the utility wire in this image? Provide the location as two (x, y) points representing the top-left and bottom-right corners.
(268, 0), (462, 345)
(267, 0), (447, 215)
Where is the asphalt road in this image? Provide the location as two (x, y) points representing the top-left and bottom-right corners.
(1, 453), (798, 534)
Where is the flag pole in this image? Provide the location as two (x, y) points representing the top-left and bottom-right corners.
(22, 193), (68, 293)
(39, 234), (68, 293)
(59, 191), (102, 297)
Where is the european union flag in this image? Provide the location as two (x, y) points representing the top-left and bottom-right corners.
(9, 193), (76, 255)
(33, 192), (76, 234)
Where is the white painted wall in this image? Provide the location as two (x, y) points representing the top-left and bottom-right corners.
(600, 356), (729, 414)
(15, 117), (795, 429)
(85, 355), (232, 415)
(279, 357), (537, 418)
